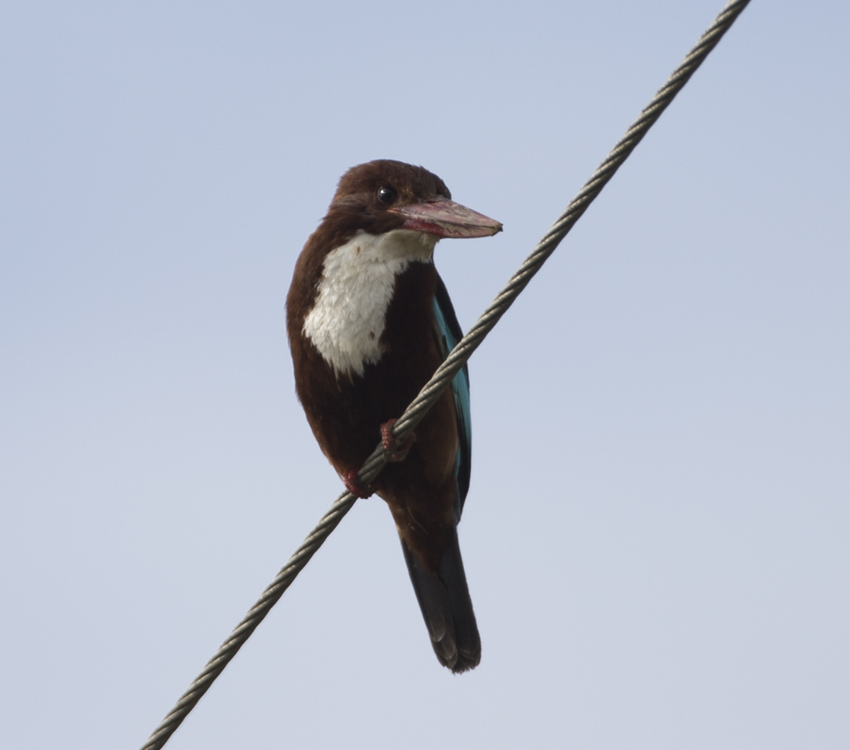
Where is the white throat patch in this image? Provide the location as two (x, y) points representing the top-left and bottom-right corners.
(302, 229), (436, 379)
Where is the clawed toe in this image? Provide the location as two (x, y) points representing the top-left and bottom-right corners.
(343, 470), (373, 499)
(381, 418), (415, 462)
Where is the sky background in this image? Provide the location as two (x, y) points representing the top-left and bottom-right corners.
(2, 1), (849, 748)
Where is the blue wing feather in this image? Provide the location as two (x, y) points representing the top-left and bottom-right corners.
(432, 277), (471, 520)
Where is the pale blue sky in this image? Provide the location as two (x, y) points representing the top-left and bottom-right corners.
(2, 2), (849, 748)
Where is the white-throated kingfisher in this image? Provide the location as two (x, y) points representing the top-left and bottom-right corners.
(286, 160), (501, 673)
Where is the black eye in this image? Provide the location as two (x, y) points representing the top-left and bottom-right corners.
(377, 186), (397, 205)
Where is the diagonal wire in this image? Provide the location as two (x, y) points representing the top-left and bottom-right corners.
(140, 1), (751, 747)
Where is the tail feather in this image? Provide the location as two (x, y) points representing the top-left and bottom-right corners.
(400, 530), (480, 673)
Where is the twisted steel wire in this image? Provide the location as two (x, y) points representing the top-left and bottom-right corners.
(140, 1), (751, 746)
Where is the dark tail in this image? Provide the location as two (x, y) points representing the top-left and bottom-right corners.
(400, 529), (481, 673)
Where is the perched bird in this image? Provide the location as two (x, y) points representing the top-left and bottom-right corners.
(286, 159), (501, 673)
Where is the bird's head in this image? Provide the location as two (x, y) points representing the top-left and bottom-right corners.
(326, 159), (503, 241)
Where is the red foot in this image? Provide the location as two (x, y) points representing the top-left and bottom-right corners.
(381, 418), (416, 462)
(343, 470), (373, 499)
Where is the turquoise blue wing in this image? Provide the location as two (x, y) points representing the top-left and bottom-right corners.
(432, 276), (471, 517)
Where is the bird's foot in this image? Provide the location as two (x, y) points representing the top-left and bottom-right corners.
(381, 418), (415, 462)
(343, 470), (373, 499)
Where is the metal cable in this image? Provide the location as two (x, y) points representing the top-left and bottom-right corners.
(140, 1), (751, 746)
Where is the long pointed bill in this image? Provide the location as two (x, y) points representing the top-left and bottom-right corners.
(391, 197), (502, 239)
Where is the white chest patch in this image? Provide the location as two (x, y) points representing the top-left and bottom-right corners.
(303, 229), (437, 379)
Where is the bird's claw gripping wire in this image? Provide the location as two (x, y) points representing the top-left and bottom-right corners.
(381, 419), (415, 462)
(342, 470), (373, 499)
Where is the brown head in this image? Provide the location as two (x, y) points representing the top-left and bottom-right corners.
(325, 159), (503, 241)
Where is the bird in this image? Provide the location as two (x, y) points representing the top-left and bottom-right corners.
(286, 159), (502, 673)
